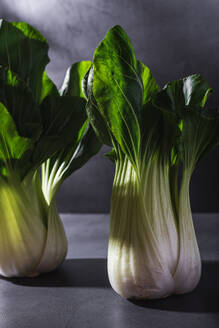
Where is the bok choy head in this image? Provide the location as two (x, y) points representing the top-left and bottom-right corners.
(0, 20), (101, 277)
(84, 25), (219, 299)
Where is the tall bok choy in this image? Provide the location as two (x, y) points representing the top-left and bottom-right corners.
(0, 20), (101, 277)
(84, 25), (219, 299)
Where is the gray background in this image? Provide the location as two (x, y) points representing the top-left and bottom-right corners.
(1, 0), (219, 212)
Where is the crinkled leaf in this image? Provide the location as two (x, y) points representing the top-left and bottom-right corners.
(50, 123), (102, 182)
(86, 97), (113, 146)
(140, 103), (163, 160)
(0, 19), (49, 103)
(153, 74), (215, 167)
(154, 74), (212, 117)
(0, 102), (32, 161)
(137, 60), (160, 105)
(182, 75), (212, 107)
(136, 61), (164, 161)
(0, 102), (33, 178)
(85, 67), (112, 146)
(82, 67), (90, 100)
(32, 95), (87, 164)
(178, 106), (219, 169)
(64, 123), (101, 176)
(40, 71), (59, 102)
(0, 67), (41, 140)
(39, 95), (86, 137)
(92, 25), (142, 163)
(60, 61), (92, 98)
(140, 102), (179, 165)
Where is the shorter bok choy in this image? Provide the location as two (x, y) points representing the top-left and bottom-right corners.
(84, 25), (219, 299)
(0, 20), (101, 277)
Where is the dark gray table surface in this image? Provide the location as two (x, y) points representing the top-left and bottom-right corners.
(0, 214), (219, 328)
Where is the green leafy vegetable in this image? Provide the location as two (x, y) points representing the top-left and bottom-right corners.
(0, 20), (101, 277)
(86, 25), (219, 299)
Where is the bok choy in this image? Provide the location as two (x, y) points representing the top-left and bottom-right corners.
(84, 25), (219, 299)
(0, 20), (101, 277)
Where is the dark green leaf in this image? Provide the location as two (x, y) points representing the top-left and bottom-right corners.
(0, 102), (32, 162)
(153, 74), (216, 167)
(85, 67), (112, 146)
(82, 67), (90, 100)
(53, 123), (102, 181)
(92, 25), (142, 163)
(60, 61), (92, 98)
(32, 95), (87, 164)
(182, 74), (212, 107)
(154, 74), (212, 117)
(0, 67), (41, 140)
(178, 106), (219, 169)
(140, 102), (179, 164)
(40, 71), (59, 102)
(0, 19), (49, 103)
(137, 60), (160, 105)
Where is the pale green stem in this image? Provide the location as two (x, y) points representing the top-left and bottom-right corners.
(173, 168), (201, 294)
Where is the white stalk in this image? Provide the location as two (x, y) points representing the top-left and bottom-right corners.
(108, 156), (201, 299)
(108, 156), (178, 299)
(36, 199), (67, 273)
(0, 172), (67, 278)
(0, 176), (46, 277)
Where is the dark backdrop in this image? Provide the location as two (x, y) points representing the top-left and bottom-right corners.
(1, 0), (219, 212)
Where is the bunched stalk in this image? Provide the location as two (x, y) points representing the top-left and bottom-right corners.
(108, 154), (201, 299)
(0, 175), (45, 277)
(86, 24), (219, 299)
(0, 171), (67, 277)
(35, 198), (68, 275)
(108, 156), (179, 299)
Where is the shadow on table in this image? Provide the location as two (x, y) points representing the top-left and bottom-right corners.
(2, 259), (219, 313)
(3, 259), (110, 288)
(130, 261), (219, 313)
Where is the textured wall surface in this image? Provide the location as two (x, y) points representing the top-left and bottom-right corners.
(0, 0), (219, 212)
